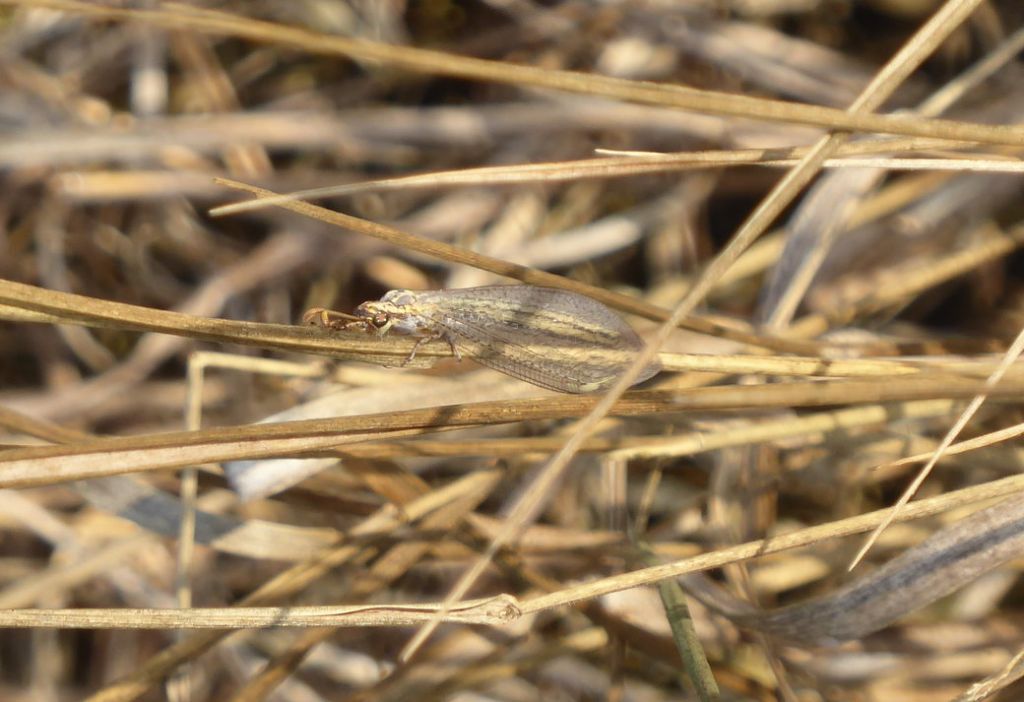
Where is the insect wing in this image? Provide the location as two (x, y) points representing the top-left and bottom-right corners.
(415, 286), (660, 393)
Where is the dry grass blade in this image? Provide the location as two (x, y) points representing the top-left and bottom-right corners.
(0, 597), (521, 629)
(208, 138), (1006, 218)
(954, 649), (1024, 701)
(851, 322), (1024, 569)
(0, 279), (442, 364)
(519, 472), (1024, 613)
(9, 379), (1021, 488)
(10, 0), (1024, 145)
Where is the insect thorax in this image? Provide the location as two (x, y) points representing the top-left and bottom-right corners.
(379, 289), (419, 306)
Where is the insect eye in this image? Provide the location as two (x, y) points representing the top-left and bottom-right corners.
(371, 314), (389, 329)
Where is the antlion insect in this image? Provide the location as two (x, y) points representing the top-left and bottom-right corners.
(302, 285), (661, 394)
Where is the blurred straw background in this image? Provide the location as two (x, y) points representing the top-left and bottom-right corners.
(3, 0), (1024, 700)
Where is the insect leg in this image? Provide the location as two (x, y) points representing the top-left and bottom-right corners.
(403, 333), (461, 365)
(445, 333), (462, 362)
(403, 335), (441, 365)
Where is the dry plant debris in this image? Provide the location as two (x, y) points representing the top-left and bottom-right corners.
(2, 1), (1024, 700)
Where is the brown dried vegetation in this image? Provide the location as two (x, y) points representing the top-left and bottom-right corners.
(3, 1), (1024, 700)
